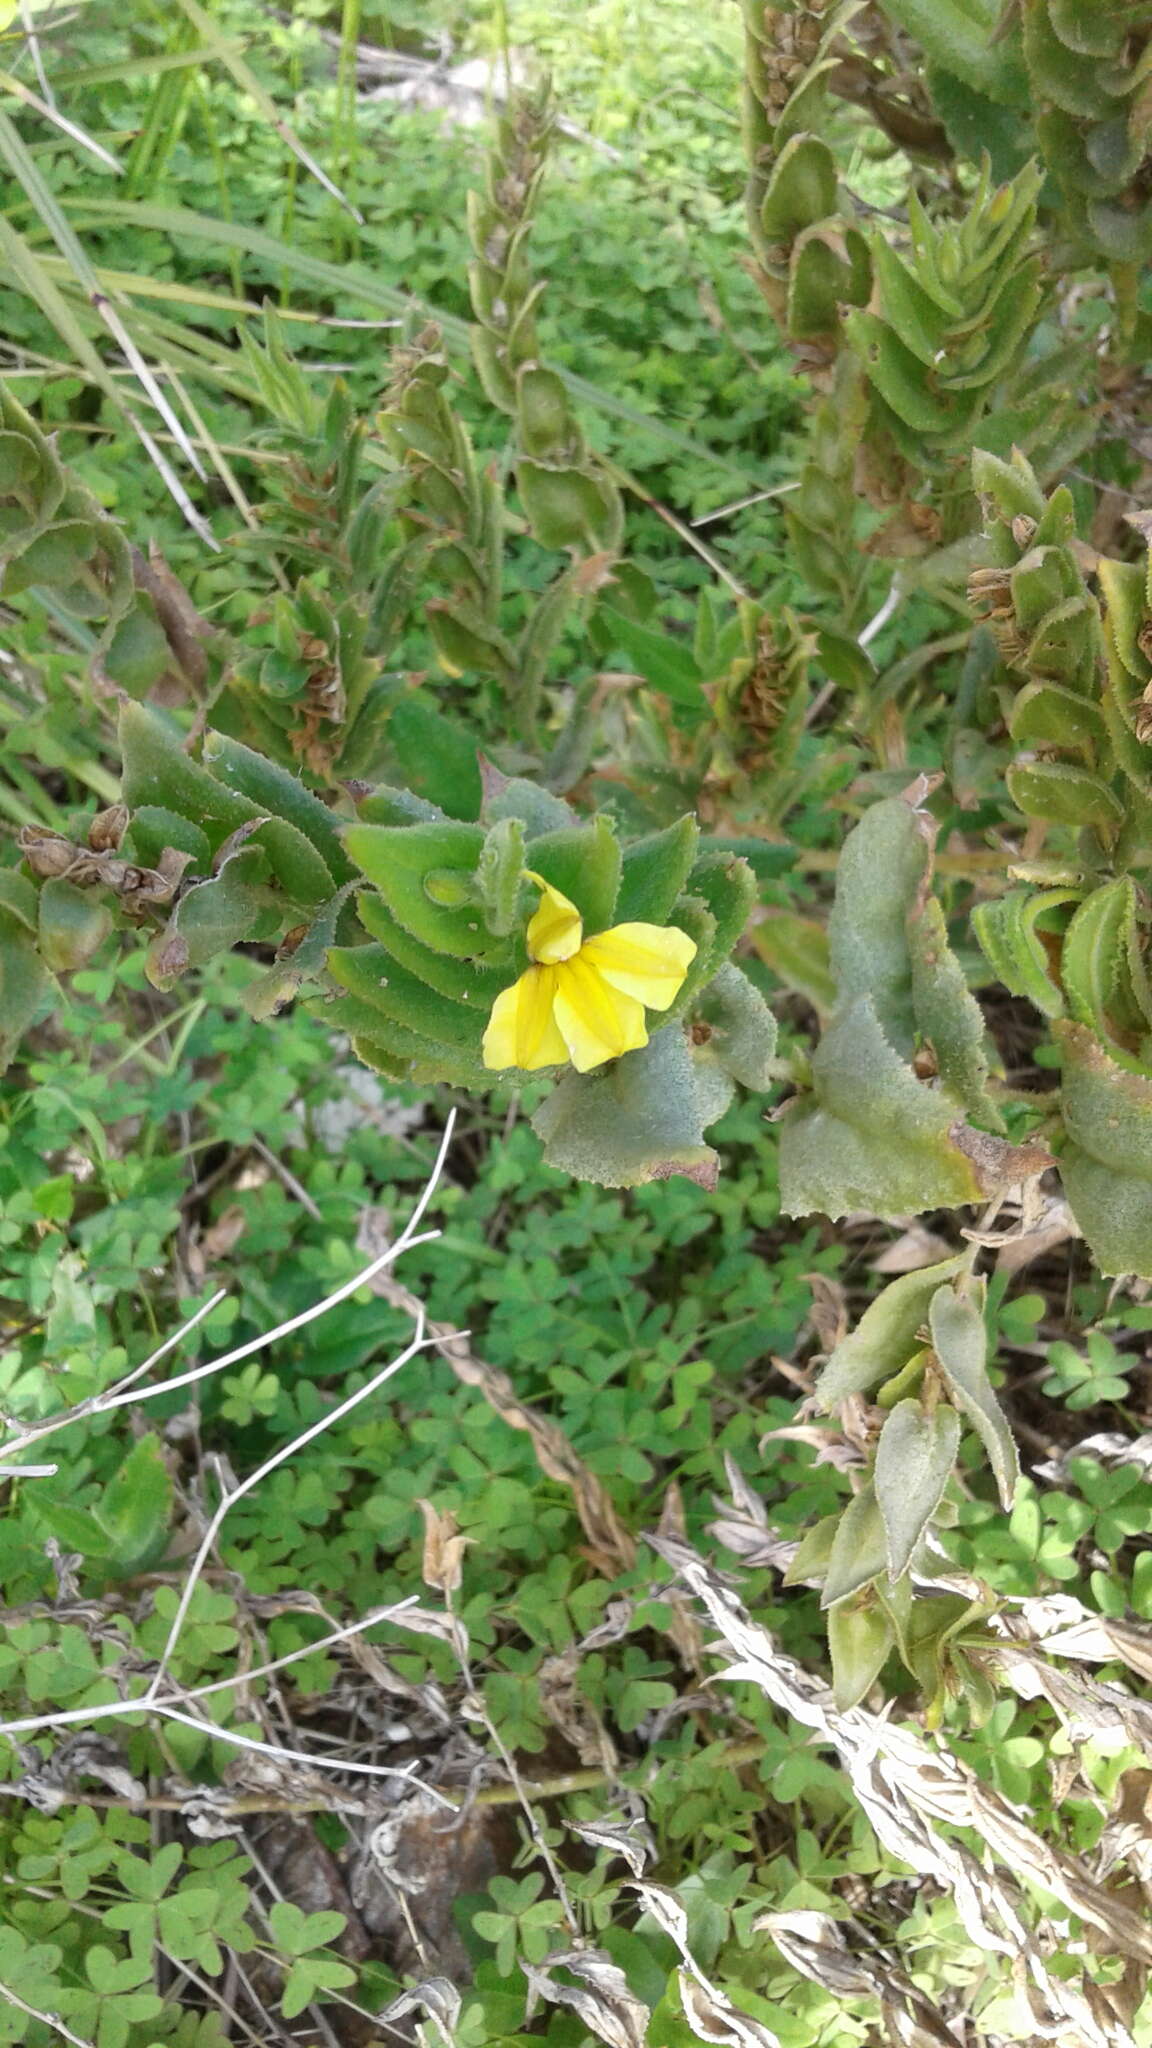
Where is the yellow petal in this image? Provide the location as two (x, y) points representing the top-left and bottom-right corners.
(580, 922), (696, 1011)
(482, 965), (568, 1071)
(523, 870), (583, 964)
(552, 954), (649, 1072)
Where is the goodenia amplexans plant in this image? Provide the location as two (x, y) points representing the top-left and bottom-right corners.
(0, 384), (775, 1191)
(731, 4), (1152, 1280)
(788, 1251), (1016, 1713)
(967, 449), (1152, 1277)
(5, 12), (1152, 1234)
(7, 5), (1152, 1719)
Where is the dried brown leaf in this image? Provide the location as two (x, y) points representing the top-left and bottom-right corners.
(872, 1224), (957, 1274)
(568, 1808), (654, 1879)
(538, 1648), (617, 1772)
(804, 1271), (848, 1352)
(677, 1971), (780, 2048)
(648, 1531), (1152, 2043)
(418, 1498), (467, 1596)
(522, 1949), (650, 2048)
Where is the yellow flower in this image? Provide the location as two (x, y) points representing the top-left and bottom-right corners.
(482, 871), (697, 1075)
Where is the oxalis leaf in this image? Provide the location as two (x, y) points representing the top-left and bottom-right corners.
(874, 1399), (962, 1580)
(928, 1285), (1019, 1508)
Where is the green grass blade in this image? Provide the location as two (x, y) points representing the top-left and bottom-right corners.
(70, 200), (760, 482)
(172, 0), (363, 224)
(0, 64), (123, 173)
(51, 45), (221, 91)
(0, 103), (103, 289)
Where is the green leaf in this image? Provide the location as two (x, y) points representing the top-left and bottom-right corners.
(357, 893), (509, 1008)
(821, 1483), (889, 1608)
(928, 1285), (1019, 1508)
(327, 943), (487, 1050)
(38, 878), (111, 974)
(869, 237), (950, 366)
(600, 606), (705, 708)
(268, 1901), (347, 1957)
(782, 1511), (841, 1588)
(1022, 0), (1113, 116)
(847, 312), (964, 437)
(102, 599), (172, 697)
(972, 445), (1047, 522)
(95, 1434), (173, 1574)
(532, 1026), (719, 1189)
(0, 907), (50, 1071)
(615, 816), (700, 923)
(676, 851), (757, 998)
(701, 835), (798, 881)
(1006, 759), (1125, 833)
(146, 845), (270, 990)
(750, 911), (836, 1015)
(202, 731), (356, 883)
(1056, 1019), (1152, 1277)
(343, 820), (495, 958)
(516, 459), (621, 553)
(516, 363), (575, 457)
(827, 798), (931, 1055)
(120, 703), (257, 846)
(691, 963), (778, 1090)
(1009, 678), (1109, 756)
(249, 816), (336, 909)
(477, 816), (526, 935)
(524, 817), (622, 935)
(888, 1586), (991, 1702)
(487, 777), (575, 837)
(927, 65), (1033, 178)
(244, 890), (347, 1020)
(787, 235), (851, 339)
(355, 784), (447, 826)
(126, 806), (211, 876)
(779, 997), (983, 1221)
(280, 1956), (357, 2020)
(828, 1597), (896, 1712)
(874, 1399), (962, 1579)
(0, 869), (38, 931)
(759, 134), (838, 240)
(971, 886), (1074, 1018)
(908, 895), (1004, 1129)
(4, 515), (99, 591)
(815, 1252), (969, 1407)
(389, 695), (482, 822)
(29, 1497), (113, 1560)
(1061, 879), (1152, 1050)
(880, 0), (1029, 102)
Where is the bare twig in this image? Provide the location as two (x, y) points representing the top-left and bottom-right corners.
(0, 1984), (92, 2048)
